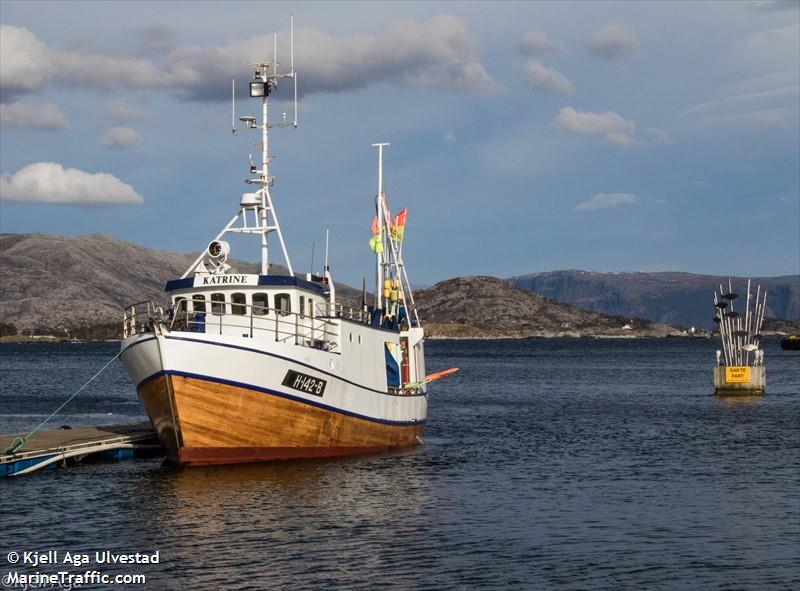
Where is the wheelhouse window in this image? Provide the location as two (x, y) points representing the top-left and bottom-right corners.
(252, 292), (269, 316)
(211, 293), (226, 315)
(275, 293), (291, 316)
(231, 292), (247, 316)
(299, 296), (305, 318)
(192, 295), (206, 313)
(174, 296), (187, 312)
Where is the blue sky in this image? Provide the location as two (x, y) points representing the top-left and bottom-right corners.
(1, 0), (798, 287)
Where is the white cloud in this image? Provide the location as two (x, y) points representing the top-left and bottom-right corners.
(554, 106), (636, 145)
(518, 31), (563, 57)
(0, 25), (167, 98)
(0, 25), (54, 96)
(586, 24), (638, 59)
(168, 16), (501, 100)
(522, 61), (574, 95)
(0, 101), (67, 129)
(1, 18), (499, 102)
(56, 51), (168, 91)
(0, 163), (144, 204)
(574, 193), (639, 212)
(100, 126), (144, 149)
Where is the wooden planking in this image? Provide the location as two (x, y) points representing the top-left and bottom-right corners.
(171, 374), (424, 450)
(138, 375), (182, 461)
(179, 445), (405, 465)
(0, 422), (155, 459)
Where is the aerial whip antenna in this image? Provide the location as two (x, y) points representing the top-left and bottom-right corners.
(231, 79), (237, 134)
(291, 16), (298, 128)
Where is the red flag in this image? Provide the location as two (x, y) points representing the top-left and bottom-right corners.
(390, 208), (407, 241)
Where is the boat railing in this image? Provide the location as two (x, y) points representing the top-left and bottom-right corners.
(317, 303), (369, 323)
(122, 301), (162, 338)
(123, 298), (341, 351)
(317, 303), (413, 332)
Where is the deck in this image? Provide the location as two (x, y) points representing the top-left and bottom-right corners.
(0, 422), (160, 477)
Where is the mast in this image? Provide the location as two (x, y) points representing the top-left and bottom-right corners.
(181, 19), (299, 280)
(260, 63), (271, 274)
(372, 142), (390, 311)
(250, 55), (294, 277)
(369, 143), (421, 327)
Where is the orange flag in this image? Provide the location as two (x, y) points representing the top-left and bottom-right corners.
(390, 209), (407, 241)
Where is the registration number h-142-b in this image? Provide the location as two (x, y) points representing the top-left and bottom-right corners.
(282, 370), (327, 397)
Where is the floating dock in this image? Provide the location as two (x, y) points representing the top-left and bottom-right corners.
(0, 422), (160, 477)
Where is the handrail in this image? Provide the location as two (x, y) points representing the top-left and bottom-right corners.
(123, 298), (341, 351)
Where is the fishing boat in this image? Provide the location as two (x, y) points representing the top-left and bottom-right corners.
(781, 335), (800, 351)
(119, 37), (433, 465)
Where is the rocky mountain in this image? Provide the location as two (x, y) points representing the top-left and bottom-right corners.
(416, 276), (679, 338)
(508, 270), (800, 329)
(0, 233), (361, 337)
(11, 233), (791, 339)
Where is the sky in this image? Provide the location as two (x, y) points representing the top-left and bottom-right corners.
(1, 0), (798, 288)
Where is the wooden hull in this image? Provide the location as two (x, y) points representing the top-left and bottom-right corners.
(138, 374), (425, 465)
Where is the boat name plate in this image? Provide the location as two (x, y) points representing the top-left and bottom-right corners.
(282, 370), (327, 397)
(193, 274), (257, 287)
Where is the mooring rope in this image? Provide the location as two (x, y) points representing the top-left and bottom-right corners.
(3, 350), (123, 455)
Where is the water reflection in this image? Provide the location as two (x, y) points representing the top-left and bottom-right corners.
(713, 394), (765, 406)
(129, 451), (433, 588)
(3, 339), (799, 590)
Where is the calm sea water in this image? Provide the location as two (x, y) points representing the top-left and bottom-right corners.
(1, 338), (798, 590)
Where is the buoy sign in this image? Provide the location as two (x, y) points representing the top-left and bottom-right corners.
(725, 366), (751, 383)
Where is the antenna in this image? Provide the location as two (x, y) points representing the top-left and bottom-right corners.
(310, 241), (316, 275)
(293, 73), (299, 128)
(231, 79), (237, 134)
(273, 32), (278, 76)
(324, 227), (330, 272)
(291, 16), (298, 128)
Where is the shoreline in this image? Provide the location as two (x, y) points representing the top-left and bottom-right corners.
(1, 331), (791, 344)
(6, 333), (780, 344)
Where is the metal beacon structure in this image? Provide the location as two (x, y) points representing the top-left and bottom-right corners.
(119, 23), (429, 465)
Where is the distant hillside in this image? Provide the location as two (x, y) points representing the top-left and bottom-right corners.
(508, 270), (800, 329)
(0, 233), (361, 336)
(416, 276), (680, 338)
(8, 233), (786, 339)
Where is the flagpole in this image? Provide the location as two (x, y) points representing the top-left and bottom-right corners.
(372, 143), (390, 313)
